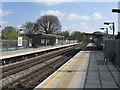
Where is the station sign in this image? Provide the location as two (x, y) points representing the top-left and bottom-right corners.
(18, 37), (23, 46)
(56, 39), (58, 44)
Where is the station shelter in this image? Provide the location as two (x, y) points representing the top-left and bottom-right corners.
(26, 34), (64, 48)
(84, 31), (105, 49)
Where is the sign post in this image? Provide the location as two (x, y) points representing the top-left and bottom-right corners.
(18, 37), (23, 47)
(56, 39), (58, 45)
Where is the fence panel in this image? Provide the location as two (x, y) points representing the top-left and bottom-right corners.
(117, 40), (120, 69)
(1, 39), (77, 51)
(58, 40), (77, 45)
(104, 39), (120, 69)
(1, 40), (28, 51)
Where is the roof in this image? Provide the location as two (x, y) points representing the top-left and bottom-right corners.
(43, 34), (64, 38)
(26, 33), (64, 38)
(84, 31), (105, 36)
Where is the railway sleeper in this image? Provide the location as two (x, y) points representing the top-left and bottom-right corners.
(26, 56), (73, 88)
(9, 60), (62, 88)
(2, 50), (68, 79)
(9, 51), (74, 89)
(2, 55), (65, 88)
(21, 59), (67, 88)
(17, 52), (74, 88)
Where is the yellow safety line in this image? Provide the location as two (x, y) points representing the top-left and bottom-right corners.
(43, 58), (75, 88)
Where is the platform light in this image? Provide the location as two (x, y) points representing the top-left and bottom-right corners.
(112, 9), (120, 13)
(112, 8), (120, 39)
(100, 28), (105, 30)
(100, 27), (108, 38)
(104, 22), (111, 25)
(104, 22), (115, 39)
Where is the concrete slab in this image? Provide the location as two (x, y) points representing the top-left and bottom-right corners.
(34, 43), (119, 89)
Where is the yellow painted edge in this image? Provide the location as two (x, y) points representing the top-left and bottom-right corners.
(43, 57), (75, 89)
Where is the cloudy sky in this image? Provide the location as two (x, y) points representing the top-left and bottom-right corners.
(0, 1), (119, 34)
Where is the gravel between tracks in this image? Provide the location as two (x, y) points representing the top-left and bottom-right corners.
(1, 56), (62, 87)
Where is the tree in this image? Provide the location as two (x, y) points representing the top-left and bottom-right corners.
(62, 31), (70, 39)
(36, 15), (61, 34)
(71, 31), (82, 41)
(2, 26), (18, 40)
(2, 26), (16, 35)
(21, 22), (35, 34)
(70, 31), (89, 42)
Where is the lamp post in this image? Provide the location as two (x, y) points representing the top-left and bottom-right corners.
(112, 9), (120, 13)
(100, 27), (108, 38)
(112, 8), (120, 39)
(104, 22), (115, 39)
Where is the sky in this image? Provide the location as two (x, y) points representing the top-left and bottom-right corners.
(0, 1), (119, 34)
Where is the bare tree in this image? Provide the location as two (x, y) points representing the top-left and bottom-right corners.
(21, 22), (35, 34)
(36, 15), (61, 34)
(71, 31), (81, 38)
(62, 31), (70, 38)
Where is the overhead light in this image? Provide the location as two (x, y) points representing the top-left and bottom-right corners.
(100, 28), (105, 30)
(104, 22), (110, 25)
(112, 9), (120, 13)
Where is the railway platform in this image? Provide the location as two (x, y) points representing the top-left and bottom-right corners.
(35, 43), (119, 89)
(1, 43), (78, 60)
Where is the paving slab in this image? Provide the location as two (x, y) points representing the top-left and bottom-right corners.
(34, 43), (119, 89)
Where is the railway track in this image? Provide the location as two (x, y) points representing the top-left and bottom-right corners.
(1, 43), (88, 89)
(1, 44), (78, 66)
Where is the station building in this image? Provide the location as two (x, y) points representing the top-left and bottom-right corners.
(26, 34), (64, 48)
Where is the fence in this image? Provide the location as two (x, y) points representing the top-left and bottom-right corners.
(57, 40), (77, 45)
(0, 39), (78, 51)
(1, 40), (28, 51)
(103, 39), (120, 69)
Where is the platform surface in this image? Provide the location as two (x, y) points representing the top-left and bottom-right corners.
(1, 43), (78, 60)
(34, 43), (119, 89)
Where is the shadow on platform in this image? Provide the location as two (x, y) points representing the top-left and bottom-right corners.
(83, 44), (119, 88)
(83, 45), (102, 51)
